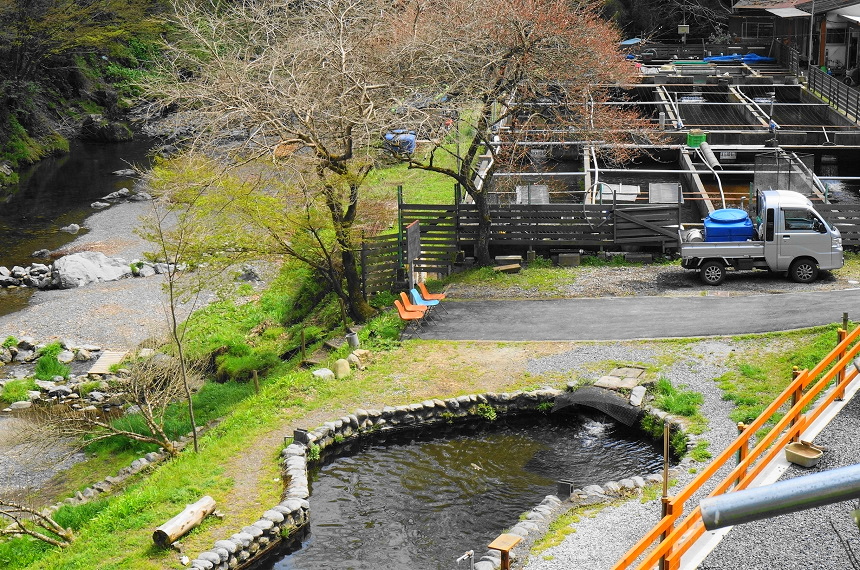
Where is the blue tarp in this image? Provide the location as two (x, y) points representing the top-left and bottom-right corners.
(620, 38), (642, 46)
(703, 53), (775, 64)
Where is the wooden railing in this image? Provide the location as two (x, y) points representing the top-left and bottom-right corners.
(613, 322), (860, 570)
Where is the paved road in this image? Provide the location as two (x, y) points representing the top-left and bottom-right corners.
(419, 289), (860, 341)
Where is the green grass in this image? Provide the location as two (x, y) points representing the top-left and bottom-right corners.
(33, 355), (70, 381)
(85, 381), (257, 457)
(653, 377), (704, 418)
(717, 325), (842, 427)
(690, 440), (712, 462)
(1, 378), (37, 404)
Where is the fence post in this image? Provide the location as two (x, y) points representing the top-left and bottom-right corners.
(659, 420), (674, 570)
(789, 366), (803, 443)
(735, 422), (748, 487)
(360, 230), (367, 300)
(837, 313), (849, 400)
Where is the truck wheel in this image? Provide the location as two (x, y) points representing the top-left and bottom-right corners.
(789, 259), (819, 283)
(699, 260), (726, 285)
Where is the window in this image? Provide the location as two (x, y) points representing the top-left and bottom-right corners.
(742, 18), (774, 39)
(782, 208), (821, 231)
(827, 27), (847, 45)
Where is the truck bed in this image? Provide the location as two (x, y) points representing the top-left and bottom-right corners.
(680, 240), (765, 259)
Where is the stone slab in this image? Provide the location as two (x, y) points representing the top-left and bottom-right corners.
(609, 367), (645, 379)
(594, 376), (640, 390)
(558, 253), (581, 267)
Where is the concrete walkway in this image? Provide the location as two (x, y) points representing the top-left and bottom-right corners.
(420, 289), (860, 341)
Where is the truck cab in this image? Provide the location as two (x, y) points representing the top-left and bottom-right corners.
(680, 190), (843, 285)
(758, 190), (843, 279)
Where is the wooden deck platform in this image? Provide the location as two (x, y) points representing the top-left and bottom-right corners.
(88, 350), (129, 375)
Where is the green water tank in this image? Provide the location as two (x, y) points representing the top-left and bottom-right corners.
(687, 129), (707, 148)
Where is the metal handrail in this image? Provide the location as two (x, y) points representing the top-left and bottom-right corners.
(613, 323), (860, 570)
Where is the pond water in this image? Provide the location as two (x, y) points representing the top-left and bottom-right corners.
(257, 411), (664, 570)
(0, 137), (154, 271)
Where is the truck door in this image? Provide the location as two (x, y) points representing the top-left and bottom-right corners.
(776, 207), (829, 269)
(763, 207), (778, 270)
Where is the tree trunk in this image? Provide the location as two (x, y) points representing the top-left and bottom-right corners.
(471, 190), (493, 266)
(341, 248), (376, 322)
(152, 495), (216, 548)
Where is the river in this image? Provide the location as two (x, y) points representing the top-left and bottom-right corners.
(0, 137), (154, 316)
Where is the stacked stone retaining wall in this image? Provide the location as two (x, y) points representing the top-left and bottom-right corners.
(190, 388), (686, 570)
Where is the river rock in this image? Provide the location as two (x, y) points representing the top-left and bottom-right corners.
(9, 401), (32, 410)
(57, 350), (75, 364)
(79, 115), (133, 142)
(0, 275), (19, 287)
(112, 168), (137, 177)
(17, 337), (36, 351)
(91, 201), (111, 209)
(333, 359), (351, 379)
(52, 251), (131, 288)
(128, 191), (151, 201)
(60, 224), (81, 234)
(32, 249), (51, 258)
(75, 349), (93, 362)
(101, 188), (131, 202)
(0, 266), (9, 276)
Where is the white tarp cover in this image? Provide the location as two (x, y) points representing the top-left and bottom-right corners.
(766, 7), (811, 16)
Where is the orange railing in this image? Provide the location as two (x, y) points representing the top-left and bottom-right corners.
(613, 323), (860, 570)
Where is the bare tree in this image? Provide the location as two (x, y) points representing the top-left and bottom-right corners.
(145, 0), (405, 322)
(383, 0), (657, 264)
(0, 499), (74, 548)
(35, 354), (204, 458)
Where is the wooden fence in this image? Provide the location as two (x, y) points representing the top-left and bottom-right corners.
(818, 204), (860, 248)
(614, 322), (860, 570)
(360, 233), (400, 297)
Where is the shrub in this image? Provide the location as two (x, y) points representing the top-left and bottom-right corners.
(307, 444), (321, 461)
(527, 256), (553, 269)
(2, 335), (17, 348)
(475, 403), (497, 421)
(369, 290), (397, 310)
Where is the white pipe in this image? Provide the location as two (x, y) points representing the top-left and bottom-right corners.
(696, 148), (726, 208)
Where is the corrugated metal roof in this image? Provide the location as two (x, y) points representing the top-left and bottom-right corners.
(796, 0), (860, 14)
(734, 0), (806, 9)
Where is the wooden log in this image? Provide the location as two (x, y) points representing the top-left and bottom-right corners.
(152, 495), (216, 548)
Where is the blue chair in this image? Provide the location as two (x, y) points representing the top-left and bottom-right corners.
(410, 288), (442, 319)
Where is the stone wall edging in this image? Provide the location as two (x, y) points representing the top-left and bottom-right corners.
(189, 389), (687, 570)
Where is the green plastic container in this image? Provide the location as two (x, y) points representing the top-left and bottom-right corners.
(687, 129), (707, 148)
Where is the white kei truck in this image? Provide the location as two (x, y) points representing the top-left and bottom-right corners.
(680, 190), (844, 285)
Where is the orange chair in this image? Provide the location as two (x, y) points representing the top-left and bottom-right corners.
(394, 299), (424, 339)
(418, 282), (445, 301)
(400, 291), (429, 315)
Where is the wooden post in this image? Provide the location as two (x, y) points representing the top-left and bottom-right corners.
(837, 327), (847, 401)
(659, 420), (672, 570)
(789, 367), (802, 443)
(300, 328), (306, 361)
(488, 533), (522, 570)
(736, 422), (748, 486)
(252, 370), (260, 394)
(152, 496), (216, 548)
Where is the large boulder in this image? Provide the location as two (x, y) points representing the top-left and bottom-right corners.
(79, 115), (133, 142)
(52, 251), (131, 289)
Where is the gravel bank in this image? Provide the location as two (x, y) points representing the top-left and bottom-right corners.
(0, 201), (207, 348)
